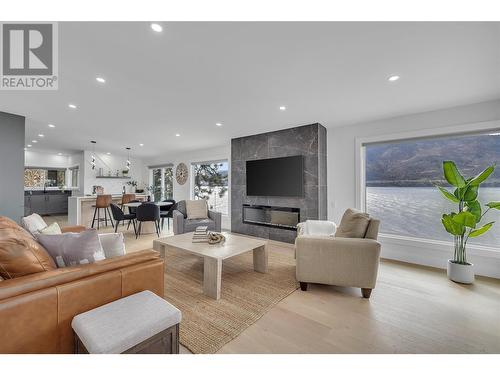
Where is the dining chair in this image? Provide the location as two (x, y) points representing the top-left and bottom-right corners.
(109, 203), (137, 235)
(160, 199), (176, 230)
(135, 202), (161, 238)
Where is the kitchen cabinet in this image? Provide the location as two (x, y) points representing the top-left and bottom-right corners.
(24, 191), (71, 216)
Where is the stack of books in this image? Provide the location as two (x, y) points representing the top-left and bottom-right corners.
(192, 226), (209, 243)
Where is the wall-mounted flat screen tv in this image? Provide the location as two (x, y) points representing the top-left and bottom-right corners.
(246, 155), (304, 197)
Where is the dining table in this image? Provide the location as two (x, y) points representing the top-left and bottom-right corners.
(123, 201), (174, 235)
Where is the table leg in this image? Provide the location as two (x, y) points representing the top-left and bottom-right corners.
(203, 257), (222, 300)
(253, 245), (268, 273)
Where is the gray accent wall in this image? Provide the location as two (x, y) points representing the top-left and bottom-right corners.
(0, 112), (25, 222)
(231, 123), (327, 243)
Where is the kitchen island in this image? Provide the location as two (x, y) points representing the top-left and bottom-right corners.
(68, 194), (147, 227)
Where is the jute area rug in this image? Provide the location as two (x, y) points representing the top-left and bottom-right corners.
(163, 246), (299, 354)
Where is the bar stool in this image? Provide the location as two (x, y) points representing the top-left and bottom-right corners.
(91, 195), (114, 229)
(121, 193), (136, 210)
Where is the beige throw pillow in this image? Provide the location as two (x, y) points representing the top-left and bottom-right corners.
(186, 200), (208, 220)
(335, 208), (370, 238)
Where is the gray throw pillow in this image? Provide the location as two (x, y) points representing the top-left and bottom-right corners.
(335, 208), (370, 238)
(176, 200), (187, 218)
(36, 229), (105, 268)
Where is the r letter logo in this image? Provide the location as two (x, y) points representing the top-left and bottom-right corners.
(1, 22), (58, 90)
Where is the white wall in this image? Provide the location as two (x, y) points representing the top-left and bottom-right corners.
(83, 150), (148, 195)
(328, 98), (500, 278)
(145, 145), (231, 229)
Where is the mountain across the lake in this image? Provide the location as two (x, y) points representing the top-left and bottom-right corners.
(366, 133), (500, 187)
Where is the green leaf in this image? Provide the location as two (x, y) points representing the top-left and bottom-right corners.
(469, 165), (495, 186)
(465, 200), (481, 223)
(443, 161), (466, 188)
(469, 222), (495, 238)
(463, 185), (478, 202)
(452, 211), (477, 228)
(486, 201), (500, 210)
(437, 186), (460, 203)
(442, 214), (465, 236)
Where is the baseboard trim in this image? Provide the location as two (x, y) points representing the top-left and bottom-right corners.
(379, 234), (500, 279)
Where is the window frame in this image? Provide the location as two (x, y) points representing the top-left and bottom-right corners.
(355, 119), (500, 250)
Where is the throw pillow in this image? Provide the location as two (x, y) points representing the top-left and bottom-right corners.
(99, 233), (125, 259)
(186, 200), (208, 220)
(0, 224), (56, 279)
(36, 229), (105, 268)
(304, 220), (337, 236)
(21, 213), (47, 236)
(39, 222), (62, 235)
(335, 208), (371, 238)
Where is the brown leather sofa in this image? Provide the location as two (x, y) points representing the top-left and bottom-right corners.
(0, 217), (164, 354)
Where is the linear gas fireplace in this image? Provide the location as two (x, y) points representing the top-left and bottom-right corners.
(242, 204), (300, 231)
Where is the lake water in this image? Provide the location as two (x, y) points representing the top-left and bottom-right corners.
(366, 186), (500, 248)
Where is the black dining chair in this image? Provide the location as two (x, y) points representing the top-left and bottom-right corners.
(109, 203), (137, 235)
(127, 199), (141, 215)
(160, 199), (176, 230)
(136, 202), (161, 238)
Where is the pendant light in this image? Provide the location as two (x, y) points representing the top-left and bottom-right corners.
(126, 147), (131, 171)
(91, 141), (97, 170)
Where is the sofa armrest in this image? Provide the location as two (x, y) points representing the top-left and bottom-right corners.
(295, 236), (381, 288)
(172, 210), (185, 234)
(208, 210), (222, 232)
(61, 225), (86, 233)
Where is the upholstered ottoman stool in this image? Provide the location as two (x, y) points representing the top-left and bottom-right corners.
(72, 290), (181, 354)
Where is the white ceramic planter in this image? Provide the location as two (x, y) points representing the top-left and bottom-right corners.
(447, 260), (474, 284)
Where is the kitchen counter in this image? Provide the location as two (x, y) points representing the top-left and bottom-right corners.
(68, 194), (147, 226)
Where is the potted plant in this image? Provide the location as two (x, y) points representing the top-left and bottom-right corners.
(127, 180), (138, 192)
(437, 161), (499, 284)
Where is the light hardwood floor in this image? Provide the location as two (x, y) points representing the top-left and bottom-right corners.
(47, 215), (500, 354)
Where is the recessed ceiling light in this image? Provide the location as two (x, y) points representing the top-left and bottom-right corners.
(48, 124), (55, 128)
(31, 140), (38, 143)
(68, 104), (77, 109)
(139, 143), (144, 147)
(175, 133), (180, 137)
(57, 153), (63, 156)
(96, 77), (106, 83)
(106, 152), (111, 155)
(38, 134), (44, 137)
(151, 23), (163, 32)
(216, 123), (222, 127)
(387, 75), (400, 82)
(27, 144), (32, 148)
(279, 106), (286, 111)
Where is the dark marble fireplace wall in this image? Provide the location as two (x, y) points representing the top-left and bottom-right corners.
(231, 123), (327, 243)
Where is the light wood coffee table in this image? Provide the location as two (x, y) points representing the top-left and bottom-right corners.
(153, 232), (268, 300)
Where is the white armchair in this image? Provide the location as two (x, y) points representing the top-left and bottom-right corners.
(295, 210), (381, 298)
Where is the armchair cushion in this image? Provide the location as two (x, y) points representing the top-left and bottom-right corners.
(295, 236), (381, 289)
(335, 208), (370, 238)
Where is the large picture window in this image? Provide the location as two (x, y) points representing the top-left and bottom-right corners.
(192, 161), (229, 215)
(364, 131), (500, 248)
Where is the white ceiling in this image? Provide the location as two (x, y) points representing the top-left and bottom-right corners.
(1, 22), (499, 158)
